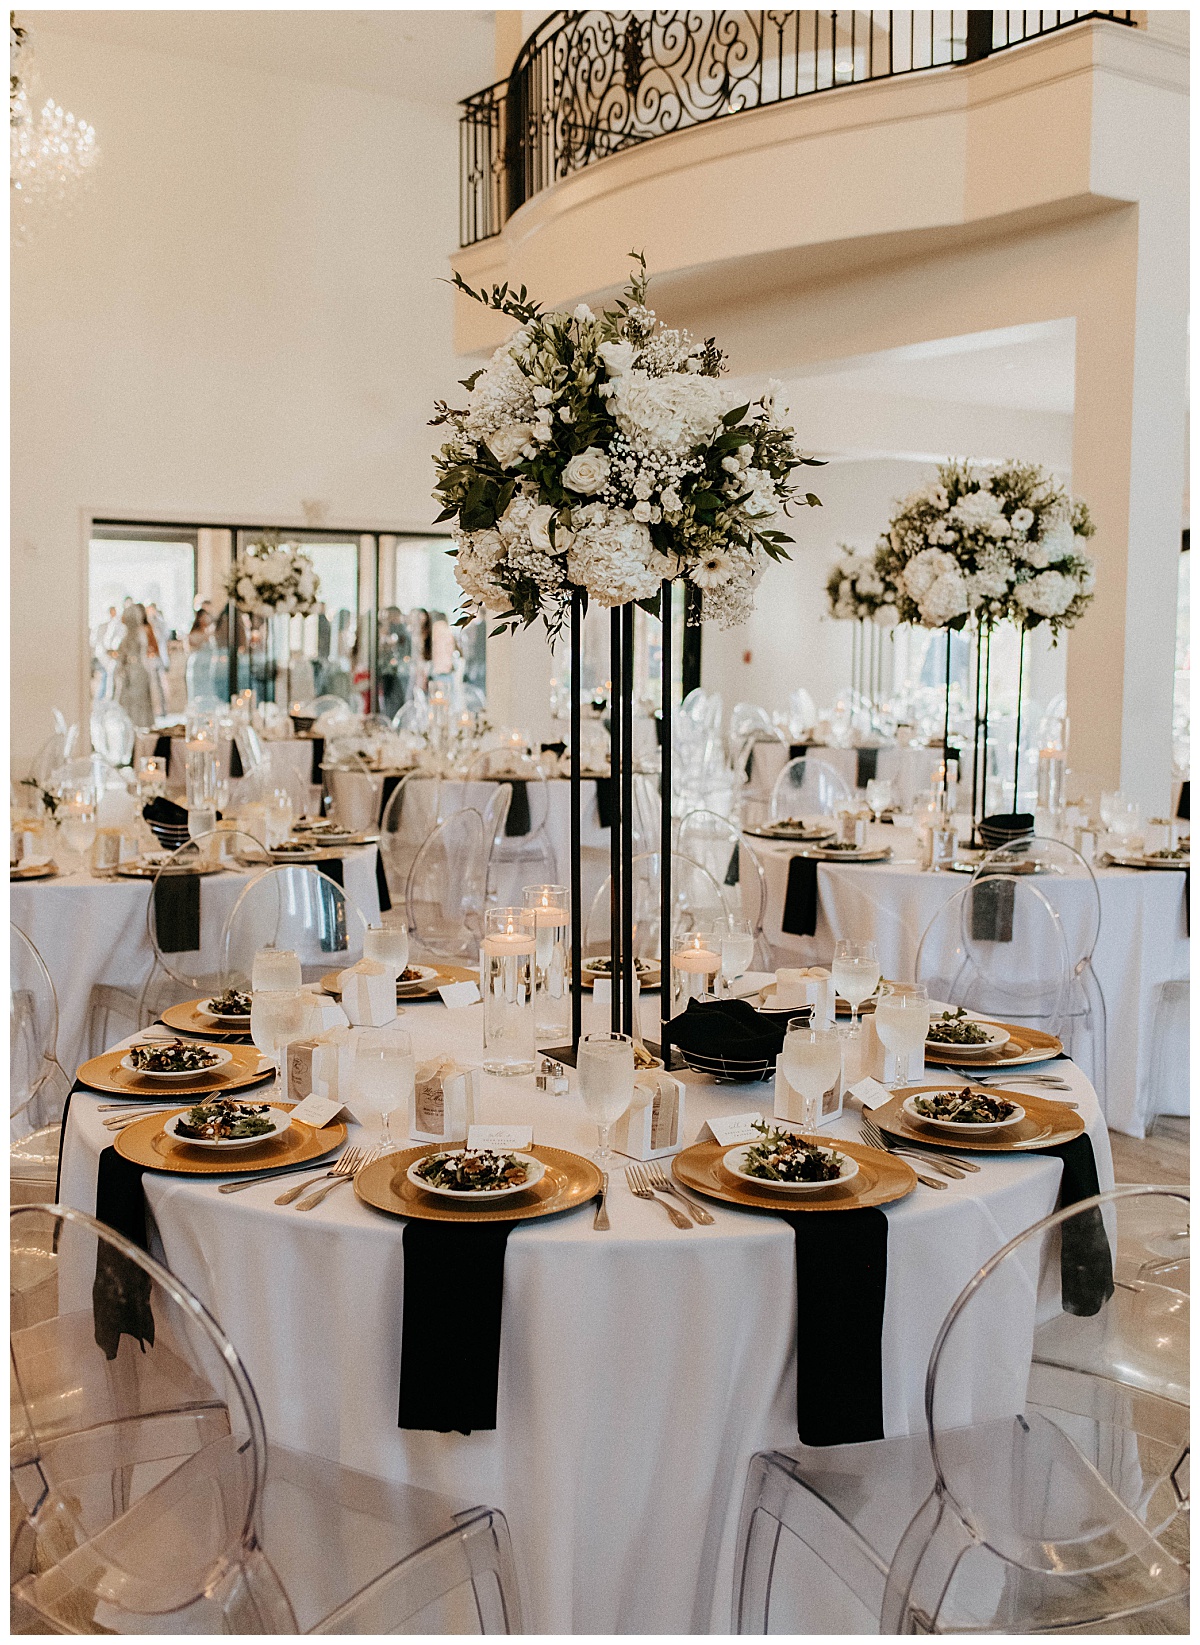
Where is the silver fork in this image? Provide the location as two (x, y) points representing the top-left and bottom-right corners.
(626, 1163), (693, 1227)
(642, 1160), (714, 1224)
(295, 1146), (384, 1211)
(860, 1116), (978, 1177)
(857, 1124), (946, 1190)
(275, 1145), (369, 1206)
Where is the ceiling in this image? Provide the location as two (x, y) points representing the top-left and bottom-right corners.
(782, 320), (1077, 416)
(23, 9), (498, 106)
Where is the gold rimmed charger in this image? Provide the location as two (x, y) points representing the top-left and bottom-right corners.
(581, 963), (661, 991)
(76, 1043), (273, 1098)
(923, 1020), (1063, 1069)
(160, 999), (253, 1039)
(319, 963), (477, 1001)
(10, 861), (58, 881)
(355, 1144), (601, 1224)
(115, 860), (226, 880)
(871, 1086), (1084, 1153)
(115, 1103), (346, 1175)
(672, 1135), (916, 1213)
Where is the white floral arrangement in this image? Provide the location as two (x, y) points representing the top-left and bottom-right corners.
(432, 254), (822, 635)
(825, 546), (898, 627)
(226, 536), (320, 616)
(874, 460), (1095, 635)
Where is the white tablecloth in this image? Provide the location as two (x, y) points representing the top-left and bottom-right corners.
(757, 842), (1188, 1137)
(11, 849), (382, 1079)
(133, 731), (322, 809)
(59, 1000), (1110, 1634)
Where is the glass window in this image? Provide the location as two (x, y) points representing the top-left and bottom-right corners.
(376, 536), (486, 720)
(1174, 536), (1190, 778)
(89, 533), (197, 725)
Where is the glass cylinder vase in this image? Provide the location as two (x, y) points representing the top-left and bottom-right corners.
(481, 906), (537, 1076)
(670, 930), (721, 1016)
(523, 883), (570, 1045)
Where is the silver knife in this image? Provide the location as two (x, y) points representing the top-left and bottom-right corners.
(218, 1153), (346, 1194)
(592, 1172), (610, 1230)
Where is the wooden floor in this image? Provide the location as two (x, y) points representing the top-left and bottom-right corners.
(1109, 1115), (1189, 1186)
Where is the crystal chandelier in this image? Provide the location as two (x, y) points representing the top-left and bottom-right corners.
(10, 13), (100, 242)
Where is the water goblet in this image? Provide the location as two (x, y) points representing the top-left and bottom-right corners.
(352, 1026), (415, 1150)
(831, 938), (881, 1035)
(364, 922), (410, 987)
(873, 983), (931, 1089)
(866, 777), (894, 824)
(718, 918), (755, 998)
(779, 1020), (843, 1131)
(577, 1031), (635, 1169)
(250, 986), (308, 1098)
(58, 792), (97, 876)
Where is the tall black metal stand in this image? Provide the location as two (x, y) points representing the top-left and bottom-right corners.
(941, 629), (953, 807)
(1012, 628), (1027, 810)
(658, 579), (673, 1060)
(569, 592), (583, 1050)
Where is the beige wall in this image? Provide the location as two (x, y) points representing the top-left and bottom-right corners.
(11, 25), (468, 768)
(454, 19), (1188, 810)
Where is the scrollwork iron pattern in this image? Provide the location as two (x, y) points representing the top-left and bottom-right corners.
(460, 10), (1135, 245)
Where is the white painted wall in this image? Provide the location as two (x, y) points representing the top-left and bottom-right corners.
(10, 24), (473, 768)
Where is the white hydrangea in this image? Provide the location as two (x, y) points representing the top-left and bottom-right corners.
(565, 506), (673, 607)
(1014, 570), (1078, 618)
(920, 571), (972, 627)
(872, 602), (899, 628)
(902, 547), (959, 603)
(949, 488), (1005, 532)
(452, 527), (510, 611)
(967, 546), (1012, 600)
(610, 369), (733, 456)
(1039, 522), (1076, 564)
(694, 557), (757, 628)
(741, 468), (780, 520)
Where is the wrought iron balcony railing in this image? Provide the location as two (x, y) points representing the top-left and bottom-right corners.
(460, 9), (1136, 247)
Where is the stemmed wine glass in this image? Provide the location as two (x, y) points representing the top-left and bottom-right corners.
(58, 789), (97, 877)
(352, 1027), (414, 1150)
(364, 922), (410, 988)
(831, 939), (881, 1035)
(873, 983), (931, 1090)
(718, 918), (755, 998)
(866, 777), (894, 825)
(577, 1031), (635, 1169)
(780, 1020), (843, 1131)
(250, 987), (309, 1099)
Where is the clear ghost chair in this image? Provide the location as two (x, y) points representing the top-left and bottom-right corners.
(11, 1204), (525, 1634)
(734, 1186), (1189, 1635)
(406, 807), (488, 962)
(676, 808), (769, 966)
(466, 748), (557, 902)
(975, 837), (1107, 1098)
(728, 702), (784, 778)
(323, 747), (385, 834)
(769, 755), (852, 822)
(222, 863), (369, 988)
(393, 687), (430, 734)
(584, 851), (728, 968)
(380, 773), (510, 913)
(90, 700), (135, 768)
(10, 926), (70, 1209)
(914, 876), (1071, 1038)
(139, 830), (272, 1016)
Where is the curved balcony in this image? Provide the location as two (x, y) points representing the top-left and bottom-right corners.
(460, 9), (1135, 247)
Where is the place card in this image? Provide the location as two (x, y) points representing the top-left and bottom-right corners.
(439, 980), (481, 1008)
(698, 1111), (764, 1146)
(846, 1076), (890, 1112)
(467, 1123), (533, 1151)
(288, 1092), (352, 1129)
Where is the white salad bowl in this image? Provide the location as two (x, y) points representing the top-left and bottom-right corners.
(121, 1046), (233, 1081)
(721, 1141), (858, 1195)
(407, 1149), (545, 1202)
(902, 1093), (1025, 1136)
(164, 1106), (291, 1149)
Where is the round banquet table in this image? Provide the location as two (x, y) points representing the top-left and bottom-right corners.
(756, 838), (1189, 1138)
(58, 999), (1112, 1635)
(748, 741), (945, 809)
(10, 848), (382, 1078)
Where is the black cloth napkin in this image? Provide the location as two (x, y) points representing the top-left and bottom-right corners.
(856, 748), (879, 788)
(970, 875), (1015, 943)
(374, 849), (392, 913)
(782, 855), (819, 937)
(540, 740), (566, 760)
(1177, 780), (1189, 821)
(669, 997), (790, 1062)
(788, 743), (810, 760)
(153, 872), (201, 953)
(504, 779), (531, 837)
(153, 734), (173, 766)
(92, 1145), (155, 1360)
(399, 1220), (514, 1433)
(379, 772), (402, 821)
(1035, 1134), (1115, 1317)
(142, 795), (188, 829)
(724, 841), (740, 886)
(594, 776), (614, 830)
(311, 736), (326, 787)
(780, 1207), (888, 1446)
(311, 857), (349, 953)
(229, 739), (244, 779)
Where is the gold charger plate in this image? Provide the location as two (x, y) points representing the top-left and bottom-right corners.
(873, 1085), (1084, 1153)
(355, 1143), (602, 1224)
(580, 964), (662, 991)
(10, 861), (58, 881)
(115, 861), (225, 879)
(319, 962), (477, 1001)
(76, 1043), (272, 1098)
(160, 999), (253, 1039)
(672, 1135), (917, 1213)
(923, 1020), (1063, 1069)
(115, 1103), (347, 1175)
(797, 846), (893, 864)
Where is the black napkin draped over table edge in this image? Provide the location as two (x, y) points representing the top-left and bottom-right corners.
(782, 855), (819, 937)
(142, 795), (189, 829)
(855, 747), (879, 788)
(594, 776), (614, 830)
(399, 1219), (514, 1433)
(152, 872), (201, 954)
(504, 779), (531, 837)
(785, 1207), (888, 1446)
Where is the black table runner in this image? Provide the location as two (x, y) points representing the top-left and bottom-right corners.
(594, 776), (614, 830)
(504, 779), (531, 837)
(92, 1144), (155, 1360)
(855, 748), (879, 788)
(398, 1220), (514, 1433)
(784, 1207), (888, 1446)
(152, 872), (201, 953)
(1037, 1133), (1114, 1316)
(782, 855), (819, 937)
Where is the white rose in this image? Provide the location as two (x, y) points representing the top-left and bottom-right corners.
(573, 304), (595, 323)
(661, 487), (682, 512)
(489, 422), (535, 468)
(532, 386), (554, 406)
(1014, 570), (1076, 618)
(527, 505), (555, 552)
(632, 501), (652, 523)
(597, 339), (636, 379)
(562, 446), (611, 495)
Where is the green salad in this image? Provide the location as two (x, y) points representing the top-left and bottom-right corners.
(927, 1008), (992, 1046)
(208, 987), (251, 1017)
(738, 1122), (845, 1183)
(128, 1039), (220, 1074)
(175, 1098), (275, 1140)
(415, 1149), (530, 1193)
(912, 1090), (1016, 1124)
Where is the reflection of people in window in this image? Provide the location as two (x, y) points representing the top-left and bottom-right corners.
(411, 608), (432, 694)
(378, 604), (411, 720)
(145, 602), (169, 718)
(312, 601), (332, 696)
(115, 604), (155, 728)
(430, 609), (454, 675)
